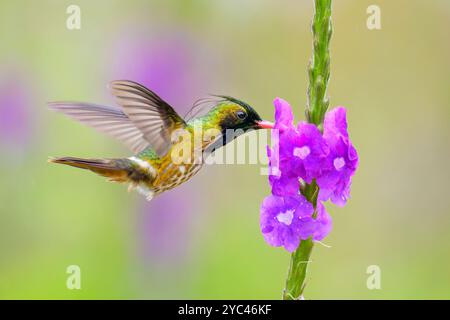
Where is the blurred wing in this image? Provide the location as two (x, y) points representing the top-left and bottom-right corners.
(184, 97), (223, 121)
(109, 80), (186, 157)
(48, 102), (150, 154)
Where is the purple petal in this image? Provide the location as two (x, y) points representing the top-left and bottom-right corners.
(269, 175), (300, 196)
(298, 202), (332, 241)
(323, 106), (348, 139)
(312, 202), (332, 241)
(273, 97), (294, 130)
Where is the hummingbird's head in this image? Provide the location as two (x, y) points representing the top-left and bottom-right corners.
(210, 96), (274, 133)
(196, 96), (274, 154)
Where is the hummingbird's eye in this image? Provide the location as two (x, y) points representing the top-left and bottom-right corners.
(236, 110), (247, 120)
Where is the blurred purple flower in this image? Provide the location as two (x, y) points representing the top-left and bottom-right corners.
(138, 187), (194, 264)
(109, 31), (206, 264)
(0, 75), (33, 151)
(110, 32), (199, 108)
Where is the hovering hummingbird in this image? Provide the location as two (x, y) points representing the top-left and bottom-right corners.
(49, 80), (274, 200)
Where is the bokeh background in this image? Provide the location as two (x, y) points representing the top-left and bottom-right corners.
(0, 0), (449, 299)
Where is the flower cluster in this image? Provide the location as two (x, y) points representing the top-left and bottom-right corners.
(260, 98), (358, 252)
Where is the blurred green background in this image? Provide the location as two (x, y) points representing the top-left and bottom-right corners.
(0, 0), (449, 299)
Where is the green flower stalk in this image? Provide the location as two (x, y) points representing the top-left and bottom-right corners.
(306, 0), (332, 128)
(283, 0), (332, 300)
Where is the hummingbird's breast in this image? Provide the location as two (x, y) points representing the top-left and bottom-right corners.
(135, 125), (218, 197)
(151, 158), (203, 195)
(151, 141), (202, 195)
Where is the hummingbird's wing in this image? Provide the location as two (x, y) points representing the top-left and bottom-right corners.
(109, 80), (186, 157)
(48, 102), (150, 154)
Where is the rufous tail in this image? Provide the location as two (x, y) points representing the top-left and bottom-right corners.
(48, 156), (132, 183)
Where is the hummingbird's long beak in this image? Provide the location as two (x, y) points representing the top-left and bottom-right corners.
(256, 120), (275, 129)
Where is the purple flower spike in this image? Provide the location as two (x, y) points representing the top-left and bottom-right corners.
(262, 100), (358, 250)
(260, 194), (314, 252)
(317, 107), (358, 206)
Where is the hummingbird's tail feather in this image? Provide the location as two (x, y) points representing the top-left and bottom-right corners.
(48, 156), (131, 183)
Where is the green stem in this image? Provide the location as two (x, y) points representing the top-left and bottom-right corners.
(283, 0), (332, 300)
(283, 237), (314, 300)
(306, 0), (332, 127)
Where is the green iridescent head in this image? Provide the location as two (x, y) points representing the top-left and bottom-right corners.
(205, 96), (274, 134)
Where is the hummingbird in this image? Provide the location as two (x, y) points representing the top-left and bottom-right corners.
(49, 80), (274, 200)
